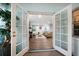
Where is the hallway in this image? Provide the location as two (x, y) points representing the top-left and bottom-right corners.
(29, 35), (53, 50)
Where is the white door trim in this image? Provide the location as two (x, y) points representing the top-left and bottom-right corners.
(11, 3), (17, 56)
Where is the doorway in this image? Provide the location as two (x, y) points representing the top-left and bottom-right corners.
(11, 4), (72, 56)
(24, 11), (64, 56)
(28, 11), (53, 50)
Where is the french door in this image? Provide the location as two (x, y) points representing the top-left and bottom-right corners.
(11, 4), (29, 56)
(11, 4), (72, 56)
(53, 5), (72, 56)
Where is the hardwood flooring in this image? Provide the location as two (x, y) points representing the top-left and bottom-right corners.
(24, 50), (64, 56)
(24, 35), (64, 56)
(29, 35), (53, 50)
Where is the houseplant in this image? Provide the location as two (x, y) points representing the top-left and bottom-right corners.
(0, 4), (11, 47)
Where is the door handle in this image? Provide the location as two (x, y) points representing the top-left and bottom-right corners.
(13, 31), (16, 37)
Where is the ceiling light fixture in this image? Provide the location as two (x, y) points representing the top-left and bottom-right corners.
(38, 15), (42, 18)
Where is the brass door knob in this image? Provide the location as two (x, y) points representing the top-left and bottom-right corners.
(13, 31), (16, 37)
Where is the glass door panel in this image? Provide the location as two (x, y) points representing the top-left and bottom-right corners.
(16, 6), (23, 54)
(61, 10), (68, 51)
(16, 43), (22, 54)
(61, 34), (68, 42)
(61, 42), (68, 50)
(55, 13), (61, 47)
(61, 10), (67, 19)
(55, 40), (61, 47)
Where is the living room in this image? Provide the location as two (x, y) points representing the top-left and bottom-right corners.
(29, 12), (53, 50)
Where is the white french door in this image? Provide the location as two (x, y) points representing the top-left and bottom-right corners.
(53, 5), (72, 56)
(11, 4), (29, 56)
(11, 4), (72, 56)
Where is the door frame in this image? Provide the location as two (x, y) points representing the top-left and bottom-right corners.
(11, 3), (16, 56)
(11, 4), (72, 56)
(27, 11), (54, 50)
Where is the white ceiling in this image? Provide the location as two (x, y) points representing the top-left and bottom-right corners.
(19, 3), (70, 13)
(29, 14), (52, 25)
(19, 3), (79, 13)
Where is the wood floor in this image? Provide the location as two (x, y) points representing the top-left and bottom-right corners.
(29, 35), (53, 50)
(24, 35), (64, 56)
(24, 50), (64, 56)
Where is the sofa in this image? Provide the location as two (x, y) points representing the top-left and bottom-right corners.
(43, 32), (52, 38)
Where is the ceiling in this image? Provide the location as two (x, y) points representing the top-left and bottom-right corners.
(29, 14), (52, 25)
(19, 3), (79, 13)
(19, 3), (70, 25)
(19, 3), (70, 13)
